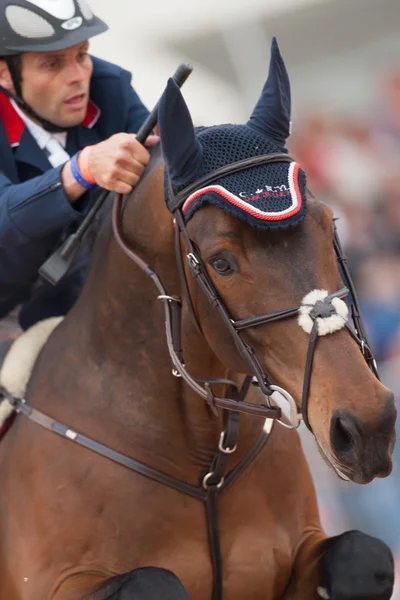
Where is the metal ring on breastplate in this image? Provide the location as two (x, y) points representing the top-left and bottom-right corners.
(202, 472), (225, 490)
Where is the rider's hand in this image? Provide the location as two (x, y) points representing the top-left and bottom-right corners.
(87, 133), (159, 195)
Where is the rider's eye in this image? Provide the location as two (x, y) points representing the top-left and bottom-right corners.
(210, 257), (233, 275)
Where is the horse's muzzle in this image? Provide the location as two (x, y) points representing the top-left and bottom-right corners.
(329, 395), (397, 484)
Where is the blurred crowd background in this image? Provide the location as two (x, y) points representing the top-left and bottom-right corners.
(289, 67), (400, 597)
(1, 0), (399, 594)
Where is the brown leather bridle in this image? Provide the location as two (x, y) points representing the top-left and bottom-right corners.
(113, 152), (377, 433)
(2, 152), (379, 600)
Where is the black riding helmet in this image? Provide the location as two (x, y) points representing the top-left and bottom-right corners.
(0, 0), (108, 132)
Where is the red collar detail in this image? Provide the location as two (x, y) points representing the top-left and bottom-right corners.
(0, 92), (24, 147)
(82, 100), (101, 128)
(0, 91), (101, 146)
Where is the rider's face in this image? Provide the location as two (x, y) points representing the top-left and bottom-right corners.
(20, 41), (93, 128)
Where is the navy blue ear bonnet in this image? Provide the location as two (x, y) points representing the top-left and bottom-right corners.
(171, 124), (306, 230)
(159, 38), (307, 231)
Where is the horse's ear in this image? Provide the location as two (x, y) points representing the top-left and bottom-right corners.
(247, 37), (291, 145)
(158, 78), (203, 186)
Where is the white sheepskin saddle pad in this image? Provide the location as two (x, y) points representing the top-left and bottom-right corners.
(0, 316), (64, 429)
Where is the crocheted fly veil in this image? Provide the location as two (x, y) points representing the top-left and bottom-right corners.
(159, 37), (307, 229)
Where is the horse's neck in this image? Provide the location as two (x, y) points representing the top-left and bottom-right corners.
(61, 157), (257, 479)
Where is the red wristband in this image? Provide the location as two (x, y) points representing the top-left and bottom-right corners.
(78, 146), (96, 184)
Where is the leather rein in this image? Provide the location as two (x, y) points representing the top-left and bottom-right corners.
(1, 152), (378, 600)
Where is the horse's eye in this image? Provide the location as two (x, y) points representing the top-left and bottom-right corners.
(210, 257), (233, 275)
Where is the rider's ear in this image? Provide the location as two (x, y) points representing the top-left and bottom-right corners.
(247, 37), (291, 146)
(158, 78), (203, 187)
(0, 59), (14, 93)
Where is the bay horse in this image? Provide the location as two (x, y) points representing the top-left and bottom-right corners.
(0, 39), (396, 600)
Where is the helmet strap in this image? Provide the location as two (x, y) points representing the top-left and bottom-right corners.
(3, 55), (78, 134)
(5, 55), (22, 98)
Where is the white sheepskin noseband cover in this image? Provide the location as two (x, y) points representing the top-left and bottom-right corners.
(298, 289), (348, 336)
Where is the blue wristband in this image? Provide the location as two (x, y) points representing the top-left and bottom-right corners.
(70, 152), (98, 190)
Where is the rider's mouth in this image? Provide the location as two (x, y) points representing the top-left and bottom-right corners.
(64, 93), (87, 109)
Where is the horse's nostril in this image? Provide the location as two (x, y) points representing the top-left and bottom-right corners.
(331, 414), (357, 458)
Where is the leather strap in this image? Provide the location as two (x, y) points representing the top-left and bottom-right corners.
(205, 378), (250, 488)
(174, 210), (203, 336)
(170, 298), (184, 366)
(12, 398), (206, 500)
(2, 392), (271, 504)
(301, 321), (319, 432)
(206, 488), (222, 600)
(222, 427), (270, 493)
(233, 307), (300, 331)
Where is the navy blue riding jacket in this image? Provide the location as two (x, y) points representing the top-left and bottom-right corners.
(0, 56), (149, 329)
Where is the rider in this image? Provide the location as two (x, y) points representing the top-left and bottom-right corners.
(0, 0), (158, 332)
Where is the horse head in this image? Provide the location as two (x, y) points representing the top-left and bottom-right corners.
(157, 38), (396, 484)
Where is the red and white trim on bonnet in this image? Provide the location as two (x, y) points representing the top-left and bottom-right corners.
(183, 161), (302, 221)
(0, 91), (101, 147)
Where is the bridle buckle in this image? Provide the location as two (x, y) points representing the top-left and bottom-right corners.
(187, 252), (200, 272)
(218, 431), (238, 454)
